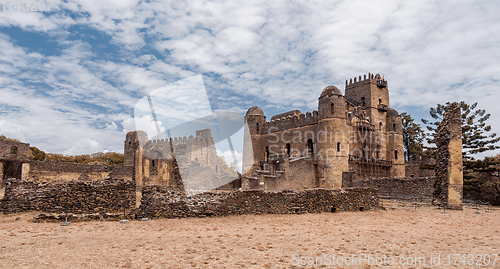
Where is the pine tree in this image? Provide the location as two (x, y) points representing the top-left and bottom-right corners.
(401, 112), (424, 161)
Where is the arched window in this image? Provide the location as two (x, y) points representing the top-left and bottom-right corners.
(256, 123), (259, 132)
(393, 123), (396, 131)
(307, 139), (314, 158)
(379, 98), (382, 105)
(286, 143), (291, 157)
(394, 150), (398, 160)
(331, 103), (334, 114)
(265, 146), (270, 162)
(379, 122), (383, 131)
(337, 142), (341, 152)
(361, 97), (366, 106)
(151, 160), (156, 167)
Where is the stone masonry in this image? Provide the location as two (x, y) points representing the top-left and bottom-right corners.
(1, 178), (135, 214)
(434, 102), (463, 209)
(243, 73), (405, 191)
(138, 187), (379, 219)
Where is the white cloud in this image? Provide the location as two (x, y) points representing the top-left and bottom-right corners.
(0, 120), (26, 141)
(62, 138), (100, 155)
(0, 0), (500, 158)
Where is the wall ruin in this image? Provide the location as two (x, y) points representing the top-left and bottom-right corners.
(344, 176), (436, 202)
(1, 178), (135, 214)
(0, 140), (31, 187)
(434, 102), (463, 209)
(138, 187), (379, 218)
(29, 161), (133, 182)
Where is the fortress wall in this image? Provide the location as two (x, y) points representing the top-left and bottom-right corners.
(264, 110), (320, 133)
(0, 178), (135, 214)
(405, 160), (436, 177)
(29, 161), (133, 182)
(280, 158), (317, 190)
(345, 176), (436, 201)
(262, 124), (318, 157)
(0, 140), (31, 161)
(138, 187), (379, 218)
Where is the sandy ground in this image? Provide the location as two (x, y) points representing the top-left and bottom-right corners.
(0, 205), (499, 268)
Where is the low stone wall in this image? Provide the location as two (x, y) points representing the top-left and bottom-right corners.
(0, 178), (135, 214)
(347, 177), (436, 201)
(138, 187), (379, 219)
(29, 161), (133, 182)
(405, 161), (435, 177)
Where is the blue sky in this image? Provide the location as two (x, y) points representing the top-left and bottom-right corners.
(1, 0), (500, 159)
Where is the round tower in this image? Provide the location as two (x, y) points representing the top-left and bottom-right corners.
(242, 106), (266, 175)
(316, 86), (349, 189)
(318, 86), (345, 120)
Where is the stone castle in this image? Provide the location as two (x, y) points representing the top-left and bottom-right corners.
(0, 73), (405, 192)
(0, 73), (465, 215)
(242, 73), (405, 190)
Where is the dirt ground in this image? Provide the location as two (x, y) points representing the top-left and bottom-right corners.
(0, 205), (499, 268)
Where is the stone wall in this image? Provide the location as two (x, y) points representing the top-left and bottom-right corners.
(0, 178), (135, 214)
(405, 160), (436, 177)
(0, 140), (31, 161)
(29, 161), (133, 182)
(434, 102), (463, 208)
(345, 176), (436, 202)
(243, 155), (319, 191)
(1, 179), (378, 218)
(138, 187), (379, 218)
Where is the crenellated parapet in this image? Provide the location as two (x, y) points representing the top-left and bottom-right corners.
(345, 73), (385, 89)
(261, 110), (320, 133)
(146, 131), (214, 149)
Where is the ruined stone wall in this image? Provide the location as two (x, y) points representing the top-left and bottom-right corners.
(345, 176), (436, 201)
(28, 161), (133, 182)
(0, 140), (31, 184)
(138, 187), (379, 218)
(405, 160), (436, 177)
(1, 178), (135, 214)
(434, 102), (463, 208)
(126, 129), (219, 188)
(0, 140), (31, 161)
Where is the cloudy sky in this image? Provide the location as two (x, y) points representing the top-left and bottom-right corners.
(1, 0), (499, 158)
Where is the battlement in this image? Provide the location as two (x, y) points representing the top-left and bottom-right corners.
(263, 110), (320, 133)
(147, 134), (214, 147)
(345, 73), (385, 89)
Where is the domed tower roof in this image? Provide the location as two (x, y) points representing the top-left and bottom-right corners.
(320, 85), (342, 98)
(386, 108), (400, 117)
(246, 106), (265, 116)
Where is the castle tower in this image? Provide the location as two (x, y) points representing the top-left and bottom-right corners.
(345, 74), (389, 135)
(386, 108), (405, 177)
(124, 131), (148, 185)
(316, 86), (349, 188)
(243, 106), (266, 174)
